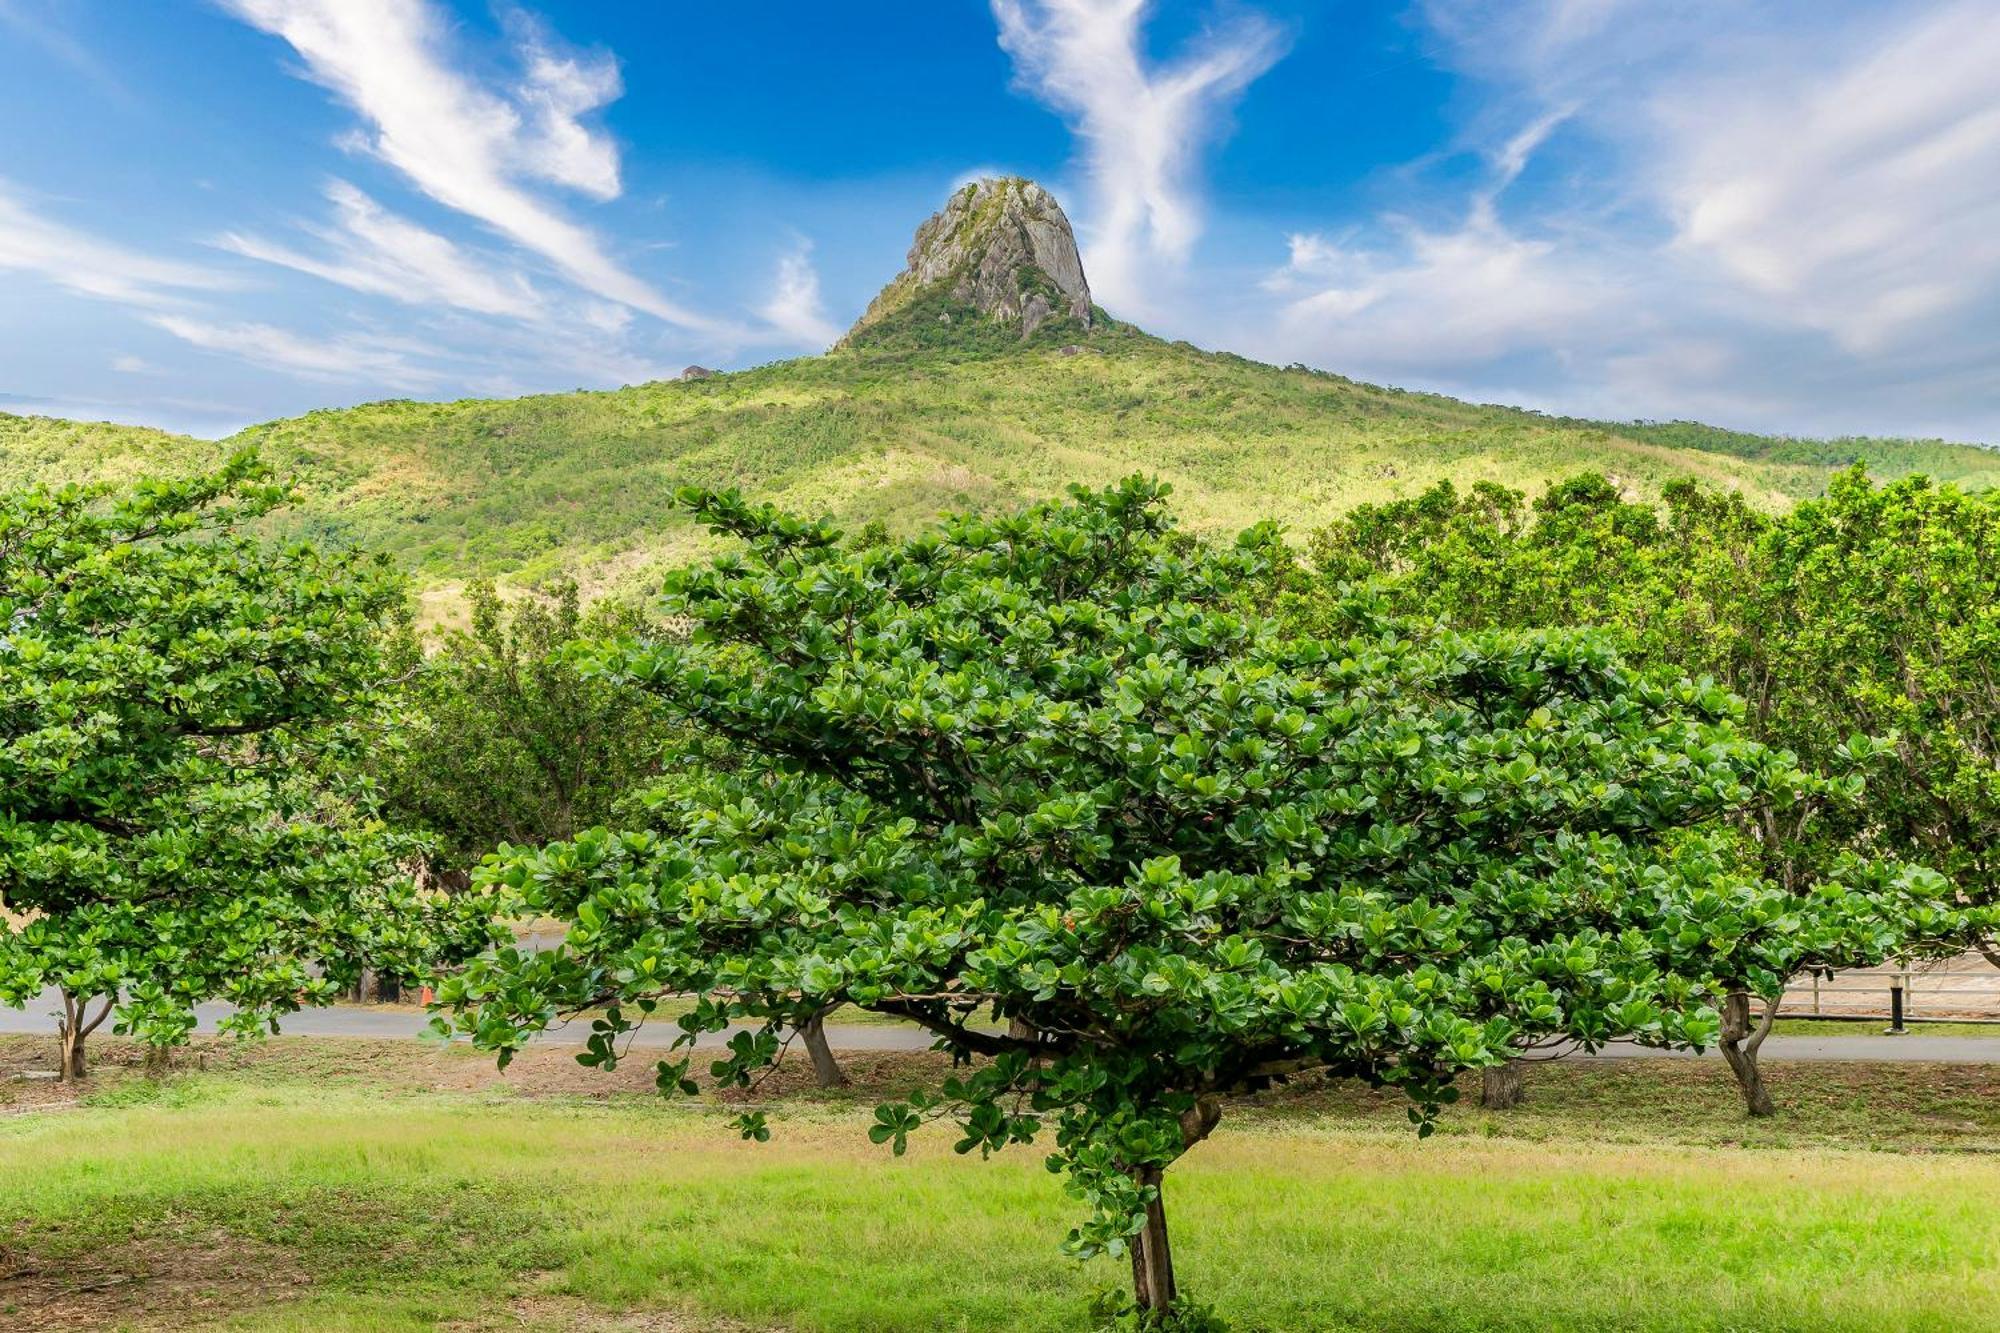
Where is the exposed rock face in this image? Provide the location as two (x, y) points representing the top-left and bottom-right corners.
(842, 177), (1093, 346)
(677, 365), (715, 381)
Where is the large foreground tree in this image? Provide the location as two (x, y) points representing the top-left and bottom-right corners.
(0, 455), (469, 1078)
(439, 479), (1931, 1317)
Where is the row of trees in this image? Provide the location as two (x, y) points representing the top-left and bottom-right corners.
(2, 456), (1994, 1323)
(1304, 469), (2000, 1111)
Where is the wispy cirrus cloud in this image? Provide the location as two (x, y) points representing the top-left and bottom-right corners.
(757, 239), (839, 348)
(1258, 107), (1620, 376)
(0, 183), (227, 306)
(220, 0), (725, 333)
(992, 0), (1287, 317)
(217, 179), (543, 319)
(1651, 2), (2000, 352)
(1250, 0), (2000, 437)
(148, 313), (445, 389)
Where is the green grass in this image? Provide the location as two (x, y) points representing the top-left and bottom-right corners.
(7, 330), (1997, 621)
(4, 1043), (2000, 1331)
(1771, 1018), (2000, 1037)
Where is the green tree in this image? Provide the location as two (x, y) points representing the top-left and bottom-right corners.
(0, 455), (458, 1079)
(371, 581), (864, 1079)
(1306, 470), (1999, 1112)
(377, 579), (674, 877)
(437, 479), (1918, 1314)
(1762, 471), (2000, 946)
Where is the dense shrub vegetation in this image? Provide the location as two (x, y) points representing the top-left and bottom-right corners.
(374, 578), (678, 882)
(7, 330), (1999, 614)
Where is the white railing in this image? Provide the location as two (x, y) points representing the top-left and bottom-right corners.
(1781, 951), (2000, 1022)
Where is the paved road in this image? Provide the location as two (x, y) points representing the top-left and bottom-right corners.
(0, 995), (1996, 1060)
(0, 995), (939, 1051)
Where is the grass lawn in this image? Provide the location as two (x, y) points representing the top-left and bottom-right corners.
(4, 1039), (2000, 1332)
(1771, 1018), (2000, 1037)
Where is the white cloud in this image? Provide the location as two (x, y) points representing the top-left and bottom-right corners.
(111, 355), (159, 374)
(1269, 210), (1616, 371)
(0, 184), (226, 306)
(757, 240), (839, 348)
(511, 17), (624, 200)
(221, 0), (723, 332)
(1253, 0), (2000, 438)
(1250, 95), (1620, 376)
(217, 179), (543, 319)
(1653, 3), (2000, 352)
(992, 0), (1286, 315)
(149, 313), (443, 388)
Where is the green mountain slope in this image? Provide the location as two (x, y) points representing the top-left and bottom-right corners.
(0, 412), (222, 489)
(6, 325), (1999, 619)
(6, 176), (1997, 620)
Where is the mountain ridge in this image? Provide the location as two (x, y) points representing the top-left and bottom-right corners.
(4, 177), (1998, 621)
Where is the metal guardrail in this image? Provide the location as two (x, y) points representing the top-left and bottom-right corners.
(1781, 951), (2000, 1024)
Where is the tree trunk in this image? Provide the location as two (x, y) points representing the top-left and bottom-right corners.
(1129, 1166), (1177, 1313)
(1717, 990), (1778, 1117)
(1480, 1059), (1525, 1109)
(798, 1009), (849, 1089)
(1124, 1096), (1220, 1314)
(59, 1026), (87, 1083)
(55, 991), (113, 1084)
(143, 1043), (173, 1079)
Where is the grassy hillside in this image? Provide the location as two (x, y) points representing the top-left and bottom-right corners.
(0, 412), (222, 489)
(6, 326), (1998, 618)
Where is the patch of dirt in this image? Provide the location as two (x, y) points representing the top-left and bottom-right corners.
(0, 1228), (311, 1332)
(0, 1037), (148, 1113)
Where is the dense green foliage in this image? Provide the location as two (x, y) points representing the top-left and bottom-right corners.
(1308, 469), (2000, 1108)
(432, 478), (1946, 1313)
(376, 579), (676, 881)
(5, 330), (1996, 618)
(1311, 468), (2000, 920)
(0, 456), (463, 1074)
(0, 411), (216, 490)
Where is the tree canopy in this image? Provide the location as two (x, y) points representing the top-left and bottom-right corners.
(1309, 469), (1999, 923)
(1304, 469), (2000, 1110)
(0, 454), (466, 1076)
(376, 578), (675, 881)
(434, 478), (1938, 1312)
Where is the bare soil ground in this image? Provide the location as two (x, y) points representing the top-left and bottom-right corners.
(0, 1227), (312, 1332)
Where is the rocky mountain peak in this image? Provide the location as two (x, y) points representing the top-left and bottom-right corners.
(841, 177), (1094, 349)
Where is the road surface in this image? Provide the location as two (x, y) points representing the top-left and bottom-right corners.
(0, 995), (1995, 1060)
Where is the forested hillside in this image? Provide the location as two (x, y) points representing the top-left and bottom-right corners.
(7, 326), (1997, 619)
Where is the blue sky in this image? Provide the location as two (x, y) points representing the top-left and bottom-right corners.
(3, 1), (1998, 443)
